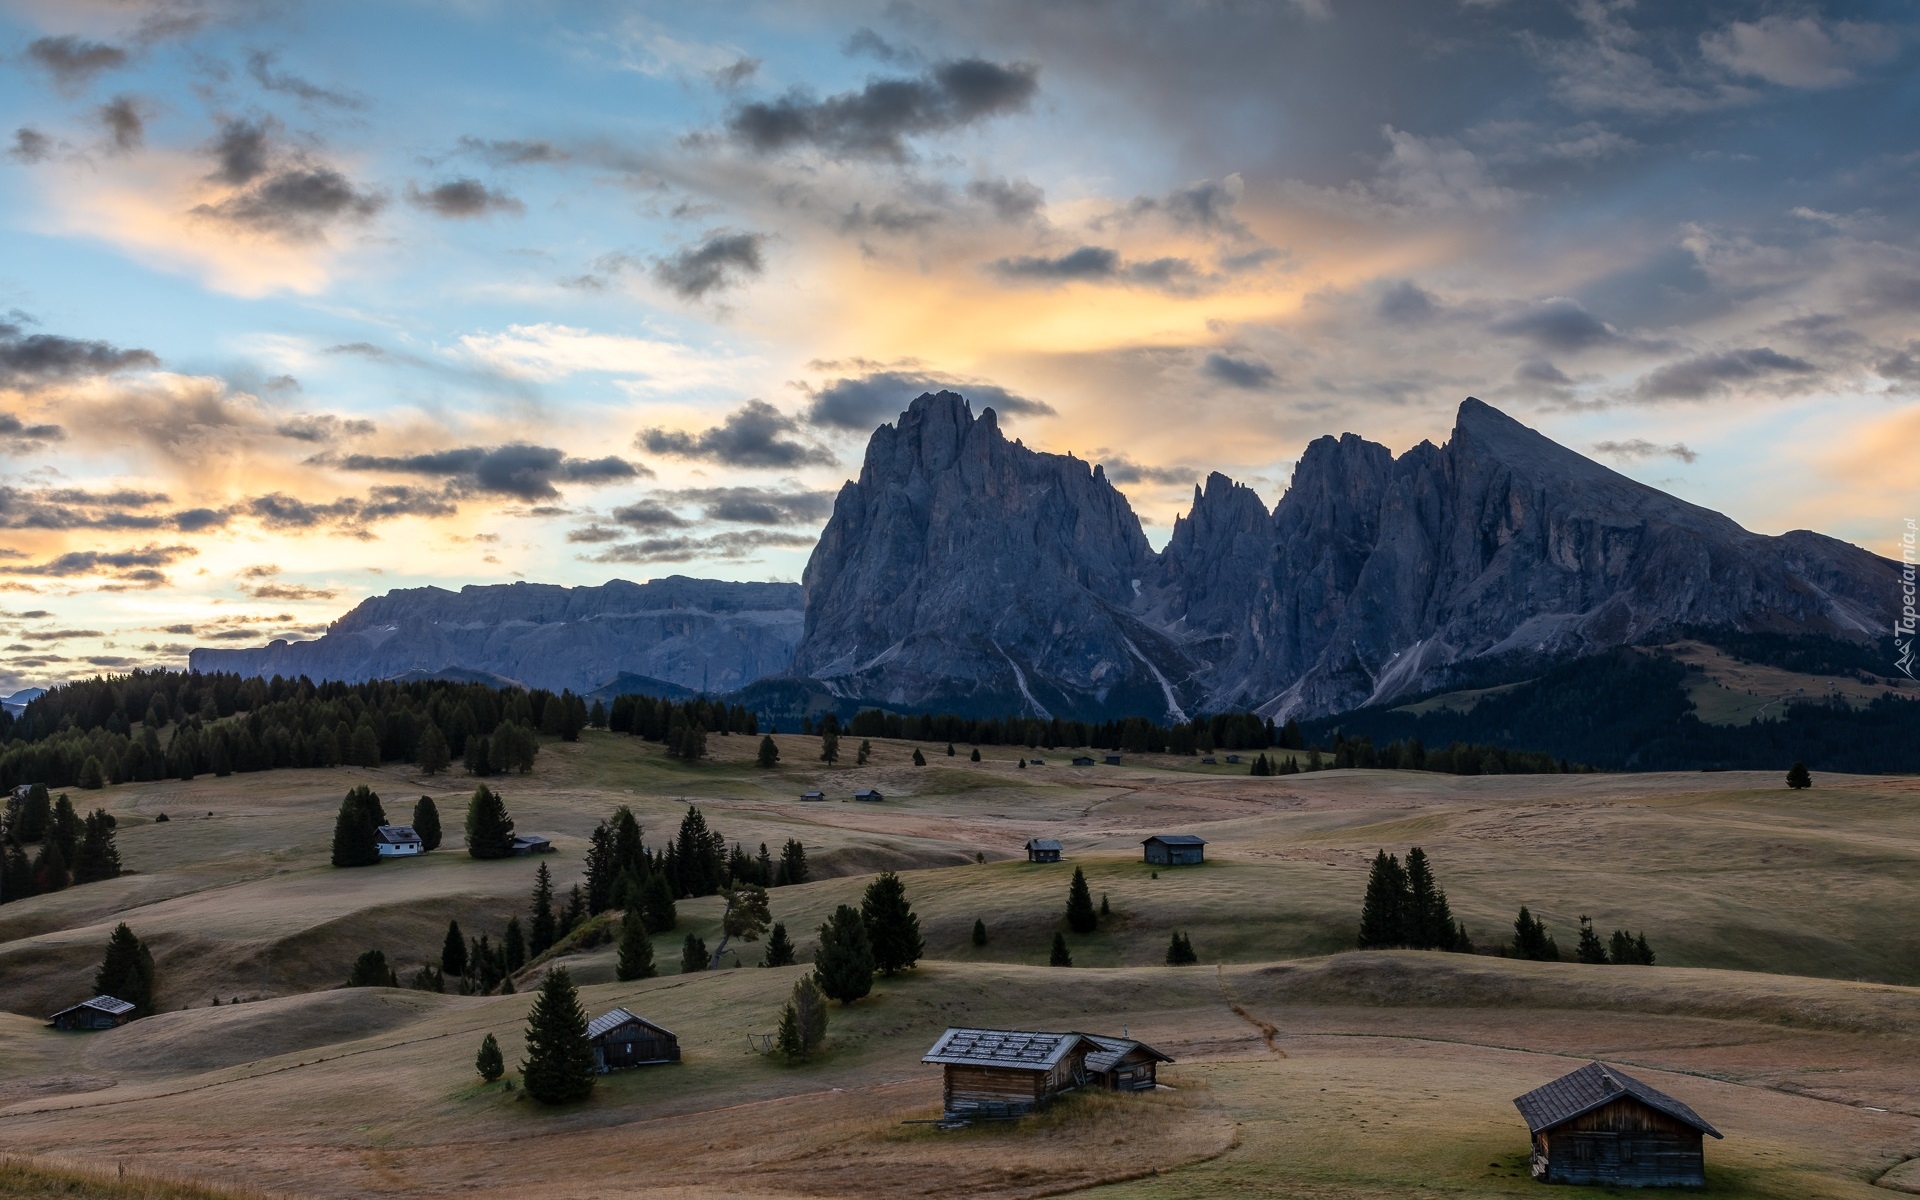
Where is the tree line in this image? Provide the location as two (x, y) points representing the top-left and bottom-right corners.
(1, 783), (122, 904)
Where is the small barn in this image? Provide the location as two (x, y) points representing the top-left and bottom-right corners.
(1029, 758), (1047, 765)
(1103, 754), (1123, 765)
(1143, 835), (1207, 866)
(1025, 838), (1063, 863)
(1085, 1035), (1173, 1091)
(922, 1028), (1103, 1119)
(1224, 754), (1241, 764)
(510, 834), (553, 855)
(375, 824), (423, 856)
(854, 788), (884, 802)
(48, 995), (134, 1031)
(585, 1007), (681, 1072)
(1071, 756), (1095, 767)
(1513, 1061), (1722, 1187)
(800, 790), (826, 802)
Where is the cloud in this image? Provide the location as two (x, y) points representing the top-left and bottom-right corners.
(0, 320), (159, 383)
(565, 524), (628, 544)
(0, 414), (66, 452)
(725, 57), (1038, 160)
(97, 95), (146, 153)
(666, 486), (834, 525)
(0, 485), (225, 532)
(339, 443), (644, 501)
(9, 128), (54, 164)
(1632, 347), (1818, 401)
(246, 49), (366, 109)
(709, 57), (760, 89)
(408, 178), (525, 218)
(1095, 454), (1194, 486)
(193, 164), (385, 240)
(241, 581), (339, 600)
(456, 137), (571, 166)
(989, 246), (1202, 291)
(652, 231), (766, 299)
(1592, 438), (1698, 464)
(610, 499), (692, 529)
(274, 413), (376, 443)
(584, 529), (814, 564)
(804, 368), (1054, 430)
(965, 176), (1045, 223)
(1129, 174), (1247, 235)
(26, 36), (129, 89)
(209, 118), (273, 185)
(457, 323), (733, 388)
(1515, 357), (1574, 388)
(1, 543), (195, 587)
(245, 486), (457, 529)
(1376, 280), (1439, 323)
(638, 400), (835, 468)
(1489, 297), (1622, 353)
(1202, 352), (1276, 390)
(1700, 16), (1894, 89)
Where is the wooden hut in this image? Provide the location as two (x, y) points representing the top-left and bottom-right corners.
(1071, 756), (1095, 767)
(1513, 1061), (1721, 1187)
(854, 788), (884, 802)
(510, 834), (553, 855)
(375, 824), (423, 857)
(585, 1008), (680, 1072)
(799, 790), (826, 802)
(922, 1028), (1104, 1119)
(47, 995), (134, 1031)
(1085, 1035), (1173, 1091)
(1025, 838), (1063, 863)
(1143, 834), (1207, 866)
(1103, 754), (1123, 765)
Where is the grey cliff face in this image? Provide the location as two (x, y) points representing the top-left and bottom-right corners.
(188, 576), (802, 696)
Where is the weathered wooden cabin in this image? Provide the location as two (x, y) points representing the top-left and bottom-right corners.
(1071, 756), (1095, 767)
(1513, 1061), (1721, 1187)
(375, 824), (423, 857)
(854, 788), (884, 802)
(1025, 838), (1063, 863)
(585, 1007), (680, 1073)
(510, 834), (553, 855)
(1085, 1035), (1173, 1091)
(922, 1028), (1104, 1118)
(47, 995), (134, 1031)
(1103, 754), (1123, 765)
(1143, 835), (1207, 866)
(799, 790), (826, 802)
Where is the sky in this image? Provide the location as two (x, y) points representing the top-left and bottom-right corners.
(1, 0), (1918, 695)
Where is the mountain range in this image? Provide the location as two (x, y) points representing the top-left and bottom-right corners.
(191, 394), (1897, 722)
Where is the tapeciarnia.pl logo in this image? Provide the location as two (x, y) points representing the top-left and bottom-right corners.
(1898, 518), (1917, 679)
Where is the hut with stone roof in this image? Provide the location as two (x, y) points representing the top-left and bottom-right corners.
(1513, 1061), (1721, 1187)
(47, 995), (135, 1031)
(1084, 1034), (1173, 1091)
(585, 1007), (680, 1073)
(922, 1028), (1104, 1119)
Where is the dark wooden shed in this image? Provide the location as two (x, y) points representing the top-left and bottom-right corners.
(1514, 1061), (1721, 1187)
(1071, 756), (1095, 767)
(854, 788), (884, 802)
(47, 995), (134, 1031)
(510, 834), (553, 856)
(586, 1007), (680, 1072)
(800, 790), (825, 802)
(922, 1028), (1103, 1119)
(1025, 838), (1063, 863)
(1143, 834), (1207, 865)
(1103, 754), (1123, 765)
(1085, 1035), (1173, 1091)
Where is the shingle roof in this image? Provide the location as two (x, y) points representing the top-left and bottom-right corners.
(586, 1007), (675, 1042)
(1026, 838), (1063, 851)
(50, 995), (134, 1020)
(922, 1028), (1100, 1070)
(376, 825), (419, 843)
(1513, 1062), (1721, 1138)
(1143, 834), (1207, 846)
(1083, 1035), (1174, 1074)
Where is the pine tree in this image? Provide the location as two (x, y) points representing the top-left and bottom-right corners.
(416, 723), (451, 776)
(762, 922), (796, 967)
(1634, 932), (1655, 965)
(344, 785), (387, 827)
(2, 839), (33, 903)
(349, 723), (382, 768)
(1576, 916), (1609, 964)
(793, 975), (828, 1052)
(529, 861), (557, 957)
(1065, 866), (1098, 933)
(861, 871), (923, 975)
(756, 735), (780, 768)
(17, 783), (50, 843)
(641, 869), (677, 933)
(442, 919), (467, 977)
(820, 725), (840, 765)
(346, 949), (399, 987)
(969, 747), (981, 762)
(96, 922), (155, 1015)
(71, 809), (121, 884)
(813, 904), (874, 1005)
(616, 909), (657, 980)
(971, 918), (987, 946)
(1404, 847), (1457, 950)
(475, 1032), (504, 1082)
(1511, 906), (1560, 961)
(1786, 761), (1812, 790)
(856, 739), (871, 766)
(411, 964), (445, 992)
(946, 743), (956, 757)
(330, 791), (380, 868)
(1165, 931), (1198, 965)
(77, 756), (105, 790)
(1049, 932), (1073, 966)
(503, 917), (526, 973)
(589, 699), (607, 729)
(520, 966), (595, 1104)
(32, 838), (68, 893)
(464, 784), (515, 859)
(1356, 850), (1410, 948)
(778, 838), (809, 887)
(912, 748), (926, 766)
(775, 1002), (804, 1063)
(679, 934), (708, 974)
(411, 795), (442, 851)
(49, 794), (80, 860)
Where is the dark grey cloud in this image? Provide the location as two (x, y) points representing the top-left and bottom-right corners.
(456, 137), (571, 166)
(725, 57), (1038, 161)
(194, 164), (384, 238)
(246, 49), (366, 109)
(339, 443), (644, 501)
(1876, 345), (1920, 383)
(1202, 352), (1276, 390)
(1127, 175), (1247, 236)
(1, 544), (195, 586)
(409, 178), (524, 218)
(97, 95), (145, 153)
(274, 413), (376, 443)
(1095, 454), (1194, 486)
(667, 486), (834, 526)
(653, 231), (766, 300)
(0, 485), (225, 532)
(242, 581), (339, 600)
(989, 245), (1201, 291)
(0, 320), (159, 383)
(804, 369), (1054, 431)
(565, 524), (628, 544)
(9, 128), (53, 164)
(638, 399), (836, 468)
(839, 201), (943, 235)
(1593, 438), (1698, 464)
(965, 176), (1044, 222)
(843, 28), (918, 65)
(1490, 297), (1623, 352)
(584, 529), (814, 564)
(21, 629), (104, 641)
(26, 36), (129, 88)
(1632, 347), (1818, 401)
(209, 118), (273, 185)
(1377, 280), (1439, 323)
(1515, 357), (1575, 387)
(0, 414), (65, 451)
(245, 486), (457, 529)
(709, 57), (760, 89)
(610, 500), (692, 530)
(1864, 273), (1920, 313)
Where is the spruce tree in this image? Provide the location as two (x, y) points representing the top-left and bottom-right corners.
(610, 806), (644, 878)
(1576, 916), (1609, 964)
(1511, 906), (1560, 961)
(912, 747), (926, 766)
(762, 922), (796, 967)
(464, 784), (515, 859)
(856, 739), (871, 765)
(96, 923), (155, 1015)
(1356, 850), (1410, 948)
(330, 791), (380, 868)
(17, 783), (49, 843)
(33, 838), (68, 893)
(520, 966), (595, 1104)
(475, 1032), (504, 1082)
(1065, 866), (1098, 933)
(1049, 932), (1073, 966)
(641, 869), (677, 933)
(793, 975), (828, 1052)
(757, 735), (779, 768)
(346, 949), (399, 987)
(1166, 931), (1198, 965)
(813, 904), (874, 1005)
(1634, 933), (1655, 965)
(49, 794), (80, 860)
(411, 795), (442, 851)
(861, 871), (923, 975)
(345, 785), (387, 828)
(775, 1002), (804, 1063)
(971, 918), (988, 946)
(71, 809), (121, 884)
(969, 747), (981, 762)
(442, 919), (467, 977)
(529, 861), (557, 957)
(504, 917), (526, 973)
(820, 724), (840, 765)
(1404, 847), (1456, 949)
(78, 757), (105, 790)
(679, 934), (708, 974)
(946, 743), (956, 757)
(2, 839), (32, 903)
(1786, 761), (1812, 790)
(416, 723), (451, 776)
(616, 909), (657, 980)
(779, 838), (808, 886)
